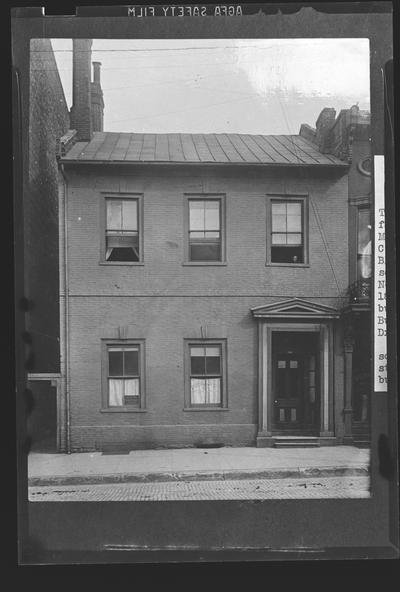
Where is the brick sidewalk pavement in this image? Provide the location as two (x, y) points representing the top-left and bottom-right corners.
(29, 475), (370, 501)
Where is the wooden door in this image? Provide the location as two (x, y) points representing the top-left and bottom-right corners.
(272, 353), (304, 429)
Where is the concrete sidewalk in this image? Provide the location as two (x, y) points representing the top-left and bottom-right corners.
(28, 446), (370, 486)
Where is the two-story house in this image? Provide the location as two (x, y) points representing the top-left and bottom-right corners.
(54, 40), (370, 452)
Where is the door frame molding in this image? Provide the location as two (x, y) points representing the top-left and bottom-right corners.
(257, 322), (334, 445)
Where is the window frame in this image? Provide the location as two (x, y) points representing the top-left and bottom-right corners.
(101, 339), (146, 412)
(100, 192), (144, 266)
(266, 194), (309, 267)
(183, 194), (227, 266)
(183, 339), (228, 410)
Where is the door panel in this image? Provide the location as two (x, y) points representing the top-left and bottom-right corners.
(273, 354), (304, 428)
(271, 332), (319, 433)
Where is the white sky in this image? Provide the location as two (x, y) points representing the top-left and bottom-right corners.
(49, 38), (370, 135)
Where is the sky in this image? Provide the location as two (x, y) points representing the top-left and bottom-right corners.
(49, 38), (370, 135)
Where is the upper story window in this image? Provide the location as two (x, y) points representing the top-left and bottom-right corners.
(188, 198), (224, 263)
(357, 208), (371, 279)
(106, 198), (140, 262)
(270, 200), (305, 264)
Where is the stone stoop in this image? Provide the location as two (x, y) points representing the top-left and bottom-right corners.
(273, 436), (321, 448)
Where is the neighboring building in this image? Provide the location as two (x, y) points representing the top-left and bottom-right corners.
(55, 40), (372, 452)
(301, 106), (372, 447)
(26, 39), (70, 451)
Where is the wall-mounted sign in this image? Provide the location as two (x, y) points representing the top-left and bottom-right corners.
(374, 155), (387, 392)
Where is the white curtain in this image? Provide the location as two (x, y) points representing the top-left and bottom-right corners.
(360, 241), (372, 279)
(191, 378), (221, 405)
(125, 379), (139, 397)
(109, 378), (139, 405)
(109, 379), (124, 406)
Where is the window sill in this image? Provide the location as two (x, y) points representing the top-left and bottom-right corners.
(265, 262), (310, 268)
(182, 261), (227, 267)
(183, 407), (229, 412)
(100, 407), (147, 413)
(99, 261), (145, 266)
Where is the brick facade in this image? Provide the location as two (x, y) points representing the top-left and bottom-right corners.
(62, 164), (348, 451)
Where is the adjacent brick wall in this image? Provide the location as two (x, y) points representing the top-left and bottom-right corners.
(27, 39), (70, 372)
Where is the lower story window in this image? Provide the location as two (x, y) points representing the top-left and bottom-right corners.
(107, 344), (142, 407)
(188, 342), (226, 407)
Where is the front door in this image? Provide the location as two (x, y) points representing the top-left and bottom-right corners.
(272, 332), (319, 434)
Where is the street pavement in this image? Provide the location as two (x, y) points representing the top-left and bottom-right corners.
(27, 446), (370, 500)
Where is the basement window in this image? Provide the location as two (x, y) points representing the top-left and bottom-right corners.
(270, 200), (305, 264)
(105, 198), (140, 262)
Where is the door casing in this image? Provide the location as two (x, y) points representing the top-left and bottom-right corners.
(257, 322), (334, 439)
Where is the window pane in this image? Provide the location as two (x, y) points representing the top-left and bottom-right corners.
(109, 350), (123, 376)
(189, 201), (205, 231)
(272, 233), (287, 245)
(107, 200), (122, 230)
(358, 209), (371, 253)
(205, 346), (220, 357)
(190, 242), (221, 261)
(124, 378), (140, 397)
(109, 378), (124, 406)
(191, 378), (206, 404)
(287, 215), (302, 232)
(271, 246), (303, 263)
(287, 233), (302, 245)
(204, 201), (220, 230)
(204, 231), (220, 239)
(124, 349), (139, 376)
(272, 214), (287, 232)
(106, 247), (139, 262)
(206, 378), (221, 404)
(205, 353), (220, 374)
(272, 203), (286, 215)
(286, 202), (301, 216)
(122, 200), (138, 231)
(191, 349), (206, 374)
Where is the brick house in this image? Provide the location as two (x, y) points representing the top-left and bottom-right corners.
(26, 39), (70, 451)
(55, 40), (371, 451)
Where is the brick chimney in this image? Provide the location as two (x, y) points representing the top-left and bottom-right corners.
(70, 39), (93, 141)
(91, 61), (104, 132)
(315, 107), (336, 153)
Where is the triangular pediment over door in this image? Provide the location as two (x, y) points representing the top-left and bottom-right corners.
(251, 297), (339, 319)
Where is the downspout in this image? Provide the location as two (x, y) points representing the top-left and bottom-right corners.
(58, 163), (71, 453)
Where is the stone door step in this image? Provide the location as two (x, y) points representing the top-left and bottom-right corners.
(273, 437), (320, 448)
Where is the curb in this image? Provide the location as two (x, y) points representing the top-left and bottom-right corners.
(28, 466), (370, 487)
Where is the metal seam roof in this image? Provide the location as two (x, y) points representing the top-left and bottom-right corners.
(61, 132), (346, 166)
